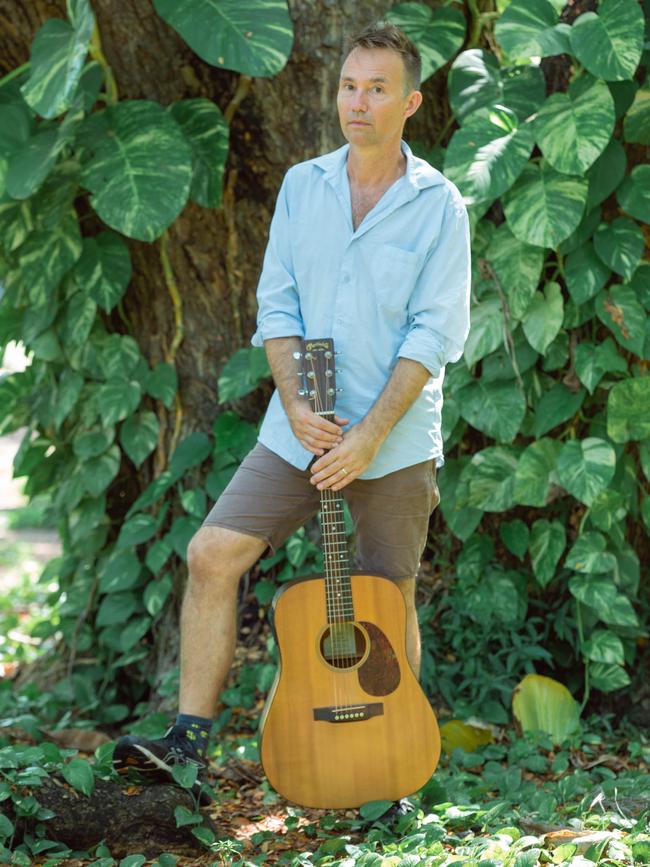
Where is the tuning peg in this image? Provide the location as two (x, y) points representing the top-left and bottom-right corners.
(336, 388), (343, 393)
(327, 388), (335, 396)
(298, 388), (307, 396)
(325, 369), (333, 377)
(307, 371), (315, 379)
(293, 351), (302, 359)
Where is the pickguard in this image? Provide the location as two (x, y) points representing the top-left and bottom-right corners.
(357, 621), (401, 696)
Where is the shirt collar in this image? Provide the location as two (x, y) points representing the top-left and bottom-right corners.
(311, 138), (445, 190)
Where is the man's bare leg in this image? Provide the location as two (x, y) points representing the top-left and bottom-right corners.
(179, 525), (267, 718)
(394, 576), (421, 679)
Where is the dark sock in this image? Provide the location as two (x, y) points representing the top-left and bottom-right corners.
(169, 713), (212, 759)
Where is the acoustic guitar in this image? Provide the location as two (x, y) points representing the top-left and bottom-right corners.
(259, 337), (441, 809)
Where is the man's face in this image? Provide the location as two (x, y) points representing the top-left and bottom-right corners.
(337, 47), (421, 148)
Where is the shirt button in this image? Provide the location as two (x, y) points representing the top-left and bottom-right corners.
(336, 317), (344, 324)
(341, 273), (350, 283)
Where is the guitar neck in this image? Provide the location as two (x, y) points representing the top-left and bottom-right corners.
(320, 484), (354, 623)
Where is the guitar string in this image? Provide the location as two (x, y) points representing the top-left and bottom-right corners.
(311, 356), (354, 708)
(308, 348), (355, 709)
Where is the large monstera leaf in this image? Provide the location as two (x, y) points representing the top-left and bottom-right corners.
(386, 3), (466, 83)
(153, 0), (294, 77)
(20, 0), (95, 119)
(503, 161), (588, 248)
(569, 0), (645, 82)
(76, 101), (193, 242)
(534, 75), (615, 175)
(444, 106), (534, 205)
(448, 50), (546, 125)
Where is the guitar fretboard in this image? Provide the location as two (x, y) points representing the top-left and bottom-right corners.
(320, 488), (354, 623)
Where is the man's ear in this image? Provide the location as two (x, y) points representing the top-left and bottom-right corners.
(405, 90), (423, 118)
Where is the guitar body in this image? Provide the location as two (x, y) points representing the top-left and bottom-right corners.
(259, 572), (441, 809)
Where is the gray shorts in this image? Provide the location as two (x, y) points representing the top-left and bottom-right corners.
(201, 442), (440, 581)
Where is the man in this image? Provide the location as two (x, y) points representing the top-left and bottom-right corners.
(113, 21), (470, 806)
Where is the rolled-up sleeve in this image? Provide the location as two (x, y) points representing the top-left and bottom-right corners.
(397, 188), (471, 376)
(251, 170), (304, 347)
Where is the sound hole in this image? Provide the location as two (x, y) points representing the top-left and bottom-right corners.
(320, 622), (367, 670)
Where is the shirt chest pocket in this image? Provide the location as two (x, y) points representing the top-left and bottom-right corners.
(363, 244), (425, 316)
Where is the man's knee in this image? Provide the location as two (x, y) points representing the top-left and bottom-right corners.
(186, 524), (267, 588)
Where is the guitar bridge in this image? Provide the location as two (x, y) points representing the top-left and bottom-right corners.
(313, 702), (384, 723)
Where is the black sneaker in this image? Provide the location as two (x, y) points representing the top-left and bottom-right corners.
(112, 725), (215, 806)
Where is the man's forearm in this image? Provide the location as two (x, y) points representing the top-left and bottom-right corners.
(358, 358), (431, 444)
(263, 336), (303, 414)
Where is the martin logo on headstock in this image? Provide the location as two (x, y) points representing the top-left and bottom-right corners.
(293, 337), (342, 417)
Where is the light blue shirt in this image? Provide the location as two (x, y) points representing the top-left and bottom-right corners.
(251, 138), (471, 479)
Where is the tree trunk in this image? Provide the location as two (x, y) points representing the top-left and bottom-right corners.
(2, 0), (459, 705)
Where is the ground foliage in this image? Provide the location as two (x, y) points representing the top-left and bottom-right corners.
(0, 0), (650, 861)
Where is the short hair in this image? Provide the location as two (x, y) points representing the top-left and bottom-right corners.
(343, 21), (421, 95)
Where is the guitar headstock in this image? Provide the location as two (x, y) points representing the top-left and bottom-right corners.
(293, 338), (341, 417)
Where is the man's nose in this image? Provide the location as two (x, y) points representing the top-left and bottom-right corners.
(350, 90), (368, 111)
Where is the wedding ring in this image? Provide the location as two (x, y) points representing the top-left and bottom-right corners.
(341, 467), (348, 476)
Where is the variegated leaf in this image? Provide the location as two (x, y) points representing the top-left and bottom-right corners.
(20, 0), (95, 119)
(569, 0), (644, 82)
(444, 106), (534, 205)
(386, 3), (466, 82)
(503, 161), (588, 248)
(73, 231), (132, 313)
(534, 75), (615, 175)
(495, 0), (569, 58)
(77, 101), (193, 241)
(168, 99), (229, 209)
(153, 0), (293, 77)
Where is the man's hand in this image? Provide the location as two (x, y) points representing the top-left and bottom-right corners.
(287, 401), (349, 456)
(310, 423), (382, 491)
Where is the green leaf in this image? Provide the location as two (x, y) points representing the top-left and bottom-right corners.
(534, 383), (586, 438)
(120, 615), (152, 652)
(569, 574), (617, 609)
(438, 457), (483, 541)
(586, 137), (627, 211)
(5, 128), (61, 200)
(565, 531), (617, 573)
(464, 295), (504, 366)
(169, 432), (212, 476)
(0, 814), (14, 838)
(19, 1), (95, 118)
(623, 81), (650, 144)
(500, 519), (530, 560)
(503, 161), (588, 248)
(556, 438), (617, 506)
(99, 548), (142, 593)
(96, 591), (139, 627)
(144, 572), (173, 617)
(456, 378), (527, 442)
(485, 222), (544, 319)
(167, 515), (202, 560)
(593, 217), (644, 280)
(522, 281), (563, 354)
(120, 410), (160, 467)
(589, 662), (630, 692)
(83, 444), (121, 498)
(213, 410), (259, 460)
(529, 519), (566, 587)
(59, 291), (97, 351)
(512, 674), (580, 744)
(386, 3), (466, 82)
(595, 286), (646, 356)
(583, 629), (624, 664)
(152, 0), (293, 77)
(608, 377), (650, 443)
(358, 799), (394, 821)
(174, 805), (203, 827)
(588, 488), (628, 533)
(514, 438), (562, 507)
(602, 594), (639, 627)
(569, 0), (645, 81)
(617, 165), (650, 223)
(558, 204), (601, 256)
(448, 49), (545, 125)
(119, 856), (147, 867)
(73, 426), (115, 459)
(444, 106), (534, 205)
(61, 757), (95, 796)
(117, 513), (158, 548)
(54, 368), (85, 430)
(495, 0), (567, 58)
(534, 75), (615, 175)
(144, 362), (177, 408)
(180, 488), (207, 517)
(168, 98), (229, 209)
(574, 338), (627, 394)
(171, 761), (198, 789)
(218, 347), (271, 402)
(77, 101), (193, 241)
(464, 446), (520, 511)
(97, 379), (142, 426)
(95, 334), (142, 380)
(564, 242), (611, 306)
(74, 231), (132, 313)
